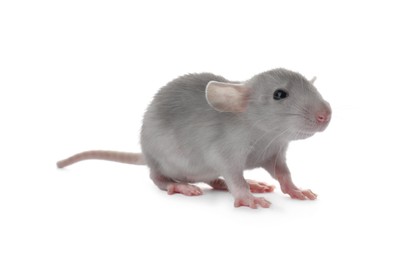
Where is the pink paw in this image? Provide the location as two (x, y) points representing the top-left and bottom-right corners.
(234, 196), (271, 209)
(247, 180), (275, 193)
(209, 178), (228, 191)
(167, 183), (203, 196)
(283, 188), (317, 200)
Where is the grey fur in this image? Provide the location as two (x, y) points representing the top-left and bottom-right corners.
(141, 68), (331, 206)
(57, 68), (331, 208)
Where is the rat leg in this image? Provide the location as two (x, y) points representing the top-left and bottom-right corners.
(208, 178), (275, 193)
(221, 173), (271, 208)
(150, 171), (203, 196)
(263, 157), (317, 200)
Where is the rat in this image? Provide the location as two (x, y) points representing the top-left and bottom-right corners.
(57, 68), (331, 209)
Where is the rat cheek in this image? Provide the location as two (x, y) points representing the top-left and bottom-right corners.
(248, 103), (266, 117)
(294, 117), (313, 133)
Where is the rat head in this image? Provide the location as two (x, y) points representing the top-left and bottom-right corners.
(205, 68), (331, 140)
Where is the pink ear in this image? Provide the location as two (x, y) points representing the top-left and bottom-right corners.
(205, 81), (250, 112)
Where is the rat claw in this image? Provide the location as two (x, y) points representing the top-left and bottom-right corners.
(234, 196), (271, 209)
(246, 179), (275, 193)
(166, 183), (203, 196)
(302, 189), (317, 200)
(284, 188), (317, 200)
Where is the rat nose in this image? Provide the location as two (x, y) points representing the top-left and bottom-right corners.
(316, 109), (331, 123)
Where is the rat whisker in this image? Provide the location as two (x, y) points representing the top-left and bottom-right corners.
(254, 128), (291, 164)
(246, 127), (270, 154)
(272, 142), (287, 177)
(290, 103), (310, 115)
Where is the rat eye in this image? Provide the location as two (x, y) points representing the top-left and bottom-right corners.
(273, 89), (288, 100)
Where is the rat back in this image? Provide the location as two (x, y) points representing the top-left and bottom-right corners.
(140, 73), (247, 183)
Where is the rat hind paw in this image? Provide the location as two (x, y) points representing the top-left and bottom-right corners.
(209, 179), (275, 193)
(234, 196), (271, 209)
(284, 188), (317, 200)
(167, 183), (203, 196)
(208, 178), (228, 190)
(247, 180), (275, 193)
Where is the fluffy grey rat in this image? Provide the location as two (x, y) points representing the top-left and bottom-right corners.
(57, 68), (331, 209)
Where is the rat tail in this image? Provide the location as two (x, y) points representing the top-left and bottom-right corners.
(57, 150), (146, 168)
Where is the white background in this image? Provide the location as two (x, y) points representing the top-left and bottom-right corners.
(1, 0), (399, 259)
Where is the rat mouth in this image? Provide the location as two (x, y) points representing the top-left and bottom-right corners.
(304, 117), (330, 133)
(291, 130), (316, 139)
(314, 120), (330, 132)
(292, 121), (330, 140)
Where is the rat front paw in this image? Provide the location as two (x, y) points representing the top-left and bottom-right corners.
(234, 196), (271, 209)
(283, 188), (317, 200)
(247, 179), (275, 193)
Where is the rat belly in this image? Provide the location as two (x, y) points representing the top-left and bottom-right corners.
(142, 137), (222, 183)
(153, 153), (220, 183)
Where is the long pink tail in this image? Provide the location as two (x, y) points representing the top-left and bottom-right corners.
(57, 150), (146, 168)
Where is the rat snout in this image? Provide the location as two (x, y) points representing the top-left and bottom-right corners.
(316, 110), (331, 123)
(315, 102), (332, 127)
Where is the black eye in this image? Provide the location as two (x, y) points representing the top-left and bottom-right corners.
(273, 89), (288, 100)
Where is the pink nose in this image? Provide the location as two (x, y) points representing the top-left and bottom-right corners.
(316, 111), (331, 123)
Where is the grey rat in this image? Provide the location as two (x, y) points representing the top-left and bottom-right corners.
(57, 68), (331, 209)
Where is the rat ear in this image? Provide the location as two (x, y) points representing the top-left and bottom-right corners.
(205, 81), (250, 112)
(310, 76), (317, 84)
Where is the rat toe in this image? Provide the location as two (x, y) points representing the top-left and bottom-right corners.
(167, 183), (203, 196)
(234, 196), (271, 209)
(247, 179), (275, 193)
